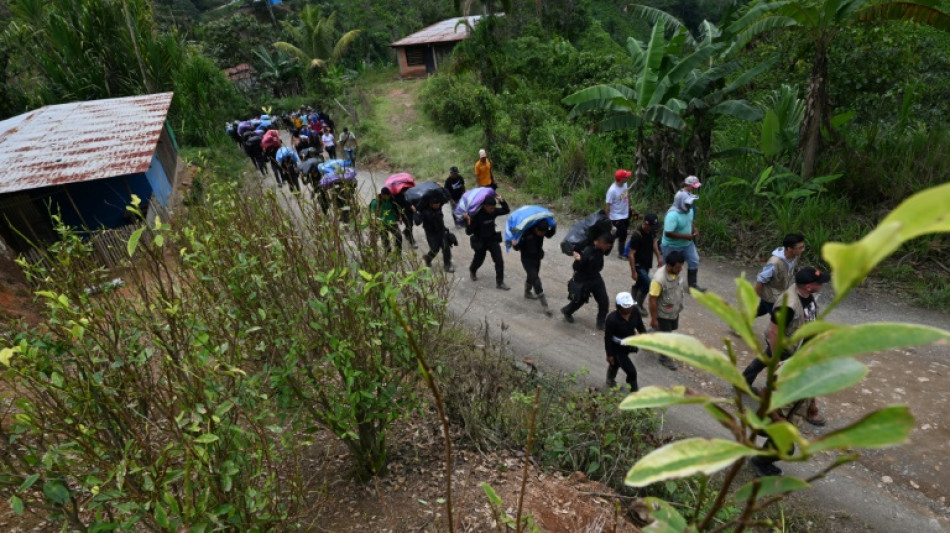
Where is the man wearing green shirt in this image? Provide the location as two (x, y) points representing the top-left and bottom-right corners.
(370, 187), (401, 253)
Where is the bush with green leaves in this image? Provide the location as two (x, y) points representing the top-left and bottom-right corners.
(0, 176), (448, 528)
(615, 182), (950, 531)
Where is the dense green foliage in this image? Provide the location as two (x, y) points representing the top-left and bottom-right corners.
(0, 0), (246, 144)
(618, 181), (950, 530)
(414, 0), (950, 306)
(0, 169), (447, 527)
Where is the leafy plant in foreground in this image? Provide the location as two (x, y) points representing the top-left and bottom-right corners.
(617, 182), (950, 531)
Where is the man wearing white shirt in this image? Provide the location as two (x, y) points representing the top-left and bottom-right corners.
(605, 169), (633, 258)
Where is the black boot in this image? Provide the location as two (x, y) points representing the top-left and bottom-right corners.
(524, 282), (536, 299)
(606, 365), (618, 388)
(636, 290), (649, 316)
(537, 293), (552, 316)
(687, 269), (706, 293)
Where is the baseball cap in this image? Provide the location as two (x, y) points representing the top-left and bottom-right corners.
(795, 267), (831, 285)
(450, 166), (459, 173)
(644, 213), (659, 226)
(616, 292), (635, 308)
(685, 175), (702, 188)
(615, 169), (633, 180)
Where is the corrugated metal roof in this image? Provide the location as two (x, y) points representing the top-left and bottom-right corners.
(0, 92), (174, 195)
(391, 15), (489, 47)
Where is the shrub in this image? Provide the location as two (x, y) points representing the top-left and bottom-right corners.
(420, 74), (486, 132)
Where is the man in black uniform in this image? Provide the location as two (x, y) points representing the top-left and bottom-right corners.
(604, 292), (647, 391)
(513, 221), (556, 314)
(464, 196), (511, 290)
(561, 232), (614, 330)
(391, 190), (417, 249)
(625, 213), (663, 316)
(444, 166), (466, 209)
(415, 197), (455, 273)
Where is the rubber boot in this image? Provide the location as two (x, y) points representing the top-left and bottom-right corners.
(606, 365), (618, 389)
(687, 269), (707, 293)
(537, 293), (552, 316)
(636, 290), (649, 316)
(524, 282), (536, 299)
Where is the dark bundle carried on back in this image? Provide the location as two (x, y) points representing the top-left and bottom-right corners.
(560, 210), (612, 255)
(405, 181), (451, 206)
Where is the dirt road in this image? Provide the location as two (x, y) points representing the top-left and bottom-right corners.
(272, 131), (949, 531)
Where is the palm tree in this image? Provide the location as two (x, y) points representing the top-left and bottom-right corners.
(273, 6), (361, 71)
(564, 21), (768, 189)
(726, 0), (950, 178)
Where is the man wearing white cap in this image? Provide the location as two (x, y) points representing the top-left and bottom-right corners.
(604, 292), (647, 391)
(662, 175), (706, 292)
(474, 149), (496, 189)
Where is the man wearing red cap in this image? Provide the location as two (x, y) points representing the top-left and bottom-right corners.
(606, 169), (633, 258)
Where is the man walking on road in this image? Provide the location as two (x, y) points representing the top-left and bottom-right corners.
(661, 193), (706, 292)
(625, 213), (663, 316)
(742, 267), (829, 426)
(604, 292), (647, 391)
(416, 197), (455, 273)
(606, 169), (633, 258)
(514, 220), (556, 314)
(562, 233), (614, 330)
(754, 233), (805, 317)
(474, 149), (497, 189)
(339, 127), (358, 166)
(464, 196), (511, 290)
(649, 251), (689, 370)
(444, 166), (466, 209)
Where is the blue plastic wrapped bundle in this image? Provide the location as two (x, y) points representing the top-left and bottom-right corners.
(317, 159), (353, 174)
(504, 206), (556, 251)
(453, 187), (497, 224)
(275, 146), (299, 165)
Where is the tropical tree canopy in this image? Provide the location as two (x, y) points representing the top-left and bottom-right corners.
(273, 6), (361, 70)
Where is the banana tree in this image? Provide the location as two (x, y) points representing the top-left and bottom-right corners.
(725, 0), (950, 179)
(564, 21), (768, 190)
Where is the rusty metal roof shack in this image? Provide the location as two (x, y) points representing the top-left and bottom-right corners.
(391, 16), (484, 47)
(390, 16), (499, 78)
(0, 92), (174, 195)
(0, 93), (179, 260)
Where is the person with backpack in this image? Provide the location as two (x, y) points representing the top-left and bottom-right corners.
(604, 291), (647, 391)
(464, 196), (510, 290)
(369, 187), (402, 253)
(415, 195), (455, 273)
(561, 232), (614, 330)
(513, 220), (556, 314)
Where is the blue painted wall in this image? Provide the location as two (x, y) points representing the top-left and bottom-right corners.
(145, 154), (171, 207)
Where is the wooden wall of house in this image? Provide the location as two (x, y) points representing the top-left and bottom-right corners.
(395, 47), (428, 78)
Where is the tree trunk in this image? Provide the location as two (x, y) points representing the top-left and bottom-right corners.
(634, 127), (649, 185)
(799, 43), (830, 179)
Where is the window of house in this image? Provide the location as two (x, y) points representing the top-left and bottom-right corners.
(405, 47), (425, 66)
